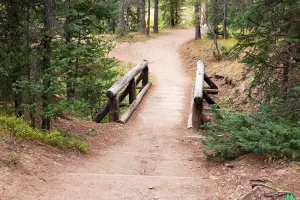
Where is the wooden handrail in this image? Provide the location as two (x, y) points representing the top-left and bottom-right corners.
(106, 61), (149, 98)
(193, 60), (205, 105)
(93, 61), (151, 123)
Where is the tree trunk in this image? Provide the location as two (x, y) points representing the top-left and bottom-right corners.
(153, 0), (159, 33)
(119, 0), (126, 36)
(170, 5), (175, 27)
(65, 0), (75, 100)
(201, 1), (208, 26)
(223, 0), (228, 39)
(146, 0), (150, 35)
(41, 0), (54, 130)
(194, 0), (201, 40)
(7, 0), (23, 117)
(212, 0), (218, 36)
(141, 0), (146, 34)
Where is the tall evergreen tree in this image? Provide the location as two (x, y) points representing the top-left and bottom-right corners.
(230, 0), (300, 119)
(161, 0), (185, 27)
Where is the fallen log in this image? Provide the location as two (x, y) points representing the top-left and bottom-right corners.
(118, 83), (152, 124)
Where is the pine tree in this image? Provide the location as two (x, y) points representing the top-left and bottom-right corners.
(230, 0), (300, 118)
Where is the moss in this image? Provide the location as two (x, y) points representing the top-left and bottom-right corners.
(0, 116), (88, 153)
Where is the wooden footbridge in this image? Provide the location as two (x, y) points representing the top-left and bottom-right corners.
(93, 60), (151, 124)
(93, 60), (219, 130)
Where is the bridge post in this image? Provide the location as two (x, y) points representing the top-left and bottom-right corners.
(109, 96), (119, 122)
(142, 66), (149, 87)
(192, 101), (203, 130)
(129, 78), (136, 104)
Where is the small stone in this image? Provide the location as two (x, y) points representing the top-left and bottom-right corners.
(225, 163), (234, 168)
(148, 186), (154, 190)
(154, 196), (159, 200)
(155, 145), (159, 147)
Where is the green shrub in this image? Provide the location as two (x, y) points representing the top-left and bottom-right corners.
(201, 106), (300, 161)
(0, 116), (88, 153)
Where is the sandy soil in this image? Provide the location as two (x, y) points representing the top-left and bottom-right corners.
(1, 28), (299, 200)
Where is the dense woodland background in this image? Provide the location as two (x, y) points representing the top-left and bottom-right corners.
(0, 0), (299, 160)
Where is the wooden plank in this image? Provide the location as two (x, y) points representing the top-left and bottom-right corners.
(204, 73), (218, 89)
(118, 83), (152, 124)
(204, 88), (219, 94)
(193, 60), (205, 105)
(92, 103), (109, 123)
(109, 96), (120, 122)
(106, 61), (148, 98)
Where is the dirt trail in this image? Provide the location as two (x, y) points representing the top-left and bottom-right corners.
(22, 29), (218, 200)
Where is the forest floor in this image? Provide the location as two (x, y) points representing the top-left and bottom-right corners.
(0, 28), (299, 200)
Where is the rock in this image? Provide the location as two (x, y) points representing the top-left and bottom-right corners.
(148, 186), (154, 190)
(225, 163), (235, 168)
(155, 145), (159, 147)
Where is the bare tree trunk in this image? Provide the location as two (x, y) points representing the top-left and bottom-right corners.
(65, 0), (75, 100)
(119, 0), (126, 36)
(7, 0), (23, 117)
(153, 0), (159, 33)
(141, 0), (146, 34)
(223, 0), (228, 39)
(212, 0), (218, 36)
(194, 0), (201, 40)
(146, 0), (150, 35)
(170, 5), (175, 27)
(41, 0), (54, 130)
(201, 1), (208, 26)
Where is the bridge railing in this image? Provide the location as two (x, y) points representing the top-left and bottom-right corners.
(188, 60), (219, 130)
(93, 60), (151, 124)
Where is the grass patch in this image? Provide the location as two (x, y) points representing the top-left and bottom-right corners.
(113, 60), (136, 77)
(111, 31), (167, 43)
(0, 116), (88, 153)
(3, 151), (19, 166)
(180, 37), (244, 80)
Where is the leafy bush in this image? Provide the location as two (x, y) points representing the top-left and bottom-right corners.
(0, 116), (88, 153)
(201, 106), (300, 161)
